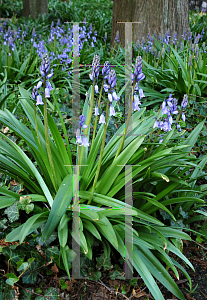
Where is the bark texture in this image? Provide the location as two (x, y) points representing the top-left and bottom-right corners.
(23, 0), (48, 19)
(110, 0), (189, 48)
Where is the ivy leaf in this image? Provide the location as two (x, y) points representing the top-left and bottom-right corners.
(96, 253), (111, 271)
(17, 196), (34, 214)
(3, 247), (25, 264)
(45, 246), (59, 261)
(108, 264), (125, 280)
(170, 219), (185, 228)
(17, 258), (27, 272)
(20, 287), (33, 299)
(36, 232), (57, 247)
(35, 287), (59, 300)
(0, 218), (7, 229)
(159, 209), (172, 221)
(80, 255), (92, 277)
(6, 273), (19, 286)
(0, 279), (4, 299)
(4, 202), (19, 222)
(179, 206), (188, 219)
(44, 287), (59, 299)
(17, 258), (34, 273)
(22, 261), (40, 284)
(9, 181), (24, 194)
(88, 267), (101, 281)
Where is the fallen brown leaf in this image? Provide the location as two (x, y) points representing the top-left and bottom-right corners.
(3, 127), (9, 134)
(51, 263), (59, 275)
(10, 180), (19, 186)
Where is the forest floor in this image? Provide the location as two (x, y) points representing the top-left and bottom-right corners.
(6, 239), (204, 300)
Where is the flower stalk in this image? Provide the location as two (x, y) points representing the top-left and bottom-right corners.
(90, 80), (104, 151)
(147, 128), (161, 158)
(79, 81), (95, 167)
(43, 78), (58, 192)
(143, 106), (162, 160)
(74, 145), (80, 206)
(113, 56), (145, 160)
(148, 106), (162, 144)
(87, 99), (110, 205)
(34, 104), (41, 145)
(114, 81), (136, 160)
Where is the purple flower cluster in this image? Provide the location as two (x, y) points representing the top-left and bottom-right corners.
(93, 55), (146, 121)
(154, 94), (178, 132)
(132, 83), (145, 111)
(75, 114), (89, 147)
(131, 56), (145, 112)
(154, 94), (188, 140)
(181, 94), (188, 123)
(102, 69), (120, 119)
(1, 24), (20, 56)
(102, 61), (110, 80)
(80, 20), (97, 47)
(89, 54), (100, 81)
(88, 55), (121, 123)
(32, 54), (53, 105)
(133, 56), (145, 82)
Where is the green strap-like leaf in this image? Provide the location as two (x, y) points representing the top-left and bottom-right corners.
(0, 197), (17, 209)
(133, 247), (165, 300)
(60, 246), (71, 279)
(95, 135), (145, 195)
(0, 132), (54, 206)
(135, 246), (185, 300)
(94, 214), (118, 250)
(5, 211), (49, 242)
(42, 174), (74, 240)
(80, 123), (104, 190)
(58, 214), (70, 247)
(80, 191), (164, 226)
(79, 204), (100, 221)
(82, 219), (102, 241)
(0, 187), (20, 199)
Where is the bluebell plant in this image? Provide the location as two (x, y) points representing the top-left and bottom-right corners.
(32, 53), (59, 191)
(73, 54), (146, 204)
(150, 94), (188, 148)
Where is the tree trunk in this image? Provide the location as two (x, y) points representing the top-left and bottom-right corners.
(23, 0), (48, 19)
(22, 0), (30, 18)
(110, 0), (189, 48)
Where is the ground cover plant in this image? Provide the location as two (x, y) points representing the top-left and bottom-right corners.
(0, 1), (207, 299)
